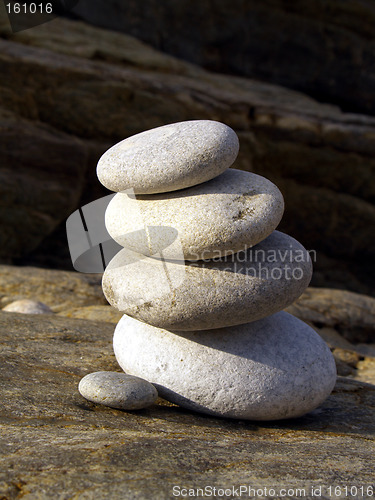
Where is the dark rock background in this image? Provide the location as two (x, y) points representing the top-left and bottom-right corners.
(72, 0), (375, 116)
(0, 3), (374, 295)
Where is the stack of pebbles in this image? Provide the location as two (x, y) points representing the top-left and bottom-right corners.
(86, 120), (337, 420)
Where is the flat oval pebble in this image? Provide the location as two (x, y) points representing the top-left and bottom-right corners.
(97, 120), (239, 194)
(102, 231), (312, 330)
(2, 299), (52, 314)
(113, 312), (337, 420)
(105, 169), (284, 260)
(78, 371), (158, 410)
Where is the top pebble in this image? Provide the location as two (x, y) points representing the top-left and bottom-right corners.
(97, 120), (239, 194)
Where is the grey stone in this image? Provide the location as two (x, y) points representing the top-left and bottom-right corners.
(113, 311), (337, 420)
(103, 231), (312, 330)
(97, 120), (239, 194)
(78, 371), (158, 410)
(2, 299), (52, 314)
(105, 169), (284, 261)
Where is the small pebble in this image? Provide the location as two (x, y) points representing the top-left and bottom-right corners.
(78, 371), (158, 410)
(2, 299), (52, 314)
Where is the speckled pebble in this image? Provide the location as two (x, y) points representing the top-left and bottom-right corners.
(113, 312), (337, 420)
(97, 120), (239, 194)
(2, 299), (52, 315)
(105, 169), (284, 260)
(78, 371), (158, 410)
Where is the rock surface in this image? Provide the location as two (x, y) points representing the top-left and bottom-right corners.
(78, 371), (158, 410)
(103, 231), (312, 330)
(72, 0), (375, 116)
(0, 13), (374, 292)
(0, 302), (375, 500)
(106, 169), (284, 260)
(0, 264), (105, 312)
(1, 310), (375, 497)
(286, 287), (375, 344)
(2, 299), (52, 314)
(0, 107), (89, 262)
(114, 312), (336, 420)
(59, 304), (123, 323)
(97, 120), (239, 194)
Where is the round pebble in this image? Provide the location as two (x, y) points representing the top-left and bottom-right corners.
(78, 371), (158, 410)
(2, 299), (52, 314)
(105, 169), (284, 260)
(102, 231), (312, 330)
(97, 120), (239, 194)
(113, 312), (337, 421)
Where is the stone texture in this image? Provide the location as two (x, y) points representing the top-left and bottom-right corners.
(0, 108), (89, 261)
(0, 13), (374, 292)
(1, 309), (375, 498)
(72, 0), (375, 116)
(286, 287), (375, 344)
(78, 371), (158, 410)
(2, 299), (52, 314)
(0, 264), (105, 313)
(105, 169), (284, 260)
(58, 304), (123, 323)
(114, 312), (337, 420)
(97, 120), (239, 194)
(103, 231), (312, 330)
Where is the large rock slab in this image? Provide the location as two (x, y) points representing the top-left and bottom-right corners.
(0, 264), (105, 312)
(72, 0), (375, 116)
(286, 287), (375, 343)
(1, 311), (375, 498)
(0, 109), (89, 261)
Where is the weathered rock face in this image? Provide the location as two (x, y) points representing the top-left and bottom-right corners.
(72, 0), (375, 116)
(286, 287), (375, 344)
(1, 310), (375, 498)
(0, 12), (374, 292)
(0, 108), (89, 261)
(0, 264), (105, 312)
